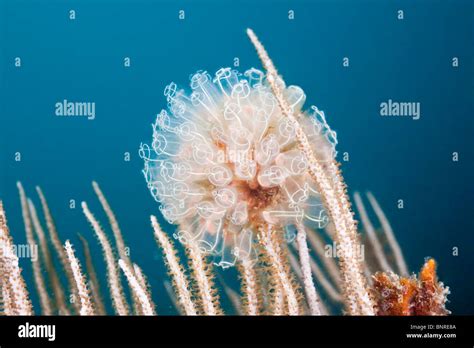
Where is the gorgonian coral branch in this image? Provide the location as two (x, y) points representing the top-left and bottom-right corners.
(353, 192), (392, 273)
(0, 200), (33, 315)
(118, 259), (156, 316)
(238, 257), (260, 315)
(366, 192), (409, 276)
(295, 223), (323, 315)
(92, 182), (132, 269)
(36, 186), (78, 314)
(259, 224), (300, 315)
(28, 198), (70, 315)
(82, 201), (129, 315)
(64, 240), (95, 315)
(246, 28), (374, 315)
(78, 233), (106, 315)
(17, 183), (50, 315)
(151, 216), (197, 315)
(186, 243), (222, 315)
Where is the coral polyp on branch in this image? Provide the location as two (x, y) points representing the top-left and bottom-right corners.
(139, 67), (335, 269)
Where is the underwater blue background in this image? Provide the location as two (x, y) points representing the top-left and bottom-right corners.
(0, 0), (472, 314)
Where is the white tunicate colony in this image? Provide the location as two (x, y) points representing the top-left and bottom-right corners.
(140, 68), (337, 268)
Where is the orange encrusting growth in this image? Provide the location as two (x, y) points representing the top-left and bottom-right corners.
(371, 258), (450, 316)
(420, 258), (436, 283)
(415, 258), (450, 316)
(371, 272), (417, 316)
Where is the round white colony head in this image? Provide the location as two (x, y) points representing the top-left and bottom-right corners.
(140, 68), (337, 268)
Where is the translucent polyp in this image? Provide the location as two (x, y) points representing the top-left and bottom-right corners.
(140, 68), (337, 268)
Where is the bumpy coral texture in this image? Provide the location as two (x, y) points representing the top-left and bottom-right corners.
(371, 258), (450, 316)
(140, 68), (337, 268)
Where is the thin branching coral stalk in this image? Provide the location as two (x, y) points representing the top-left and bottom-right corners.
(17, 183), (51, 315)
(257, 251), (285, 315)
(130, 289), (141, 315)
(0, 227), (34, 315)
(77, 233), (106, 315)
(288, 248), (334, 315)
(82, 201), (129, 315)
(92, 182), (132, 268)
(247, 29), (374, 315)
(118, 260), (156, 315)
(307, 227), (341, 288)
(286, 250), (314, 314)
(36, 186), (79, 313)
(25, 247), (51, 315)
(133, 265), (147, 291)
(27, 199), (70, 315)
(163, 281), (183, 315)
(328, 167), (375, 314)
(238, 258), (259, 315)
(272, 283), (285, 315)
(0, 202), (15, 315)
(288, 244), (341, 304)
(91, 182), (142, 314)
(366, 192), (409, 276)
(287, 247), (303, 280)
(258, 273), (269, 312)
(151, 216), (197, 315)
(363, 263), (374, 286)
(1, 281), (14, 315)
(296, 223), (323, 315)
(133, 264), (155, 314)
(1, 279), (13, 315)
(92, 182), (145, 307)
(259, 224), (300, 315)
(308, 255), (343, 303)
(259, 255), (284, 315)
(64, 240), (95, 315)
(0, 200), (33, 315)
(353, 192), (392, 273)
(186, 244), (221, 315)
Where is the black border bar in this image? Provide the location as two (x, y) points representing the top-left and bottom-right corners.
(0, 316), (472, 346)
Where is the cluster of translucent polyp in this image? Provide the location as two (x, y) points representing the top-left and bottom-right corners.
(140, 68), (338, 268)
